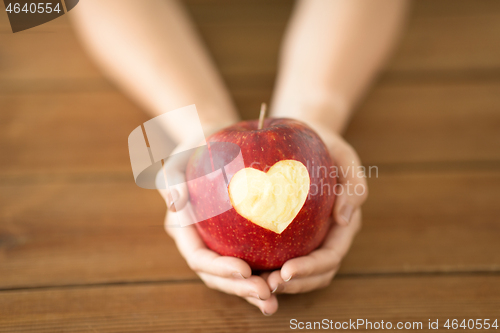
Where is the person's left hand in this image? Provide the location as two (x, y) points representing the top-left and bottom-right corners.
(265, 126), (367, 295)
(265, 213), (361, 294)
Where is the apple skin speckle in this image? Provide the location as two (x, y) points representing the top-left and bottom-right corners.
(185, 118), (336, 271)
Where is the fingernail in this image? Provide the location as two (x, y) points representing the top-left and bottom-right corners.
(272, 283), (284, 294)
(284, 275), (293, 282)
(340, 204), (354, 224)
(249, 292), (261, 300)
(166, 189), (179, 208)
(262, 310), (272, 316)
(232, 272), (245, 279)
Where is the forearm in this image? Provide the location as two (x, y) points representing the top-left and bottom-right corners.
(71, 0), (238, 143)
(271, 0), (409, 134)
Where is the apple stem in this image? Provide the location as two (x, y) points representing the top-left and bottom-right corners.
(258, 103), (267, 130)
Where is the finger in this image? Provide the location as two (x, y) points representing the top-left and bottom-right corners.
(168, 184), (189, 212)
(245, 294), (279, 316)
(259, 271), (272, 282)
(198, 273), (272, 301)
(274, 270), (337, 294)
(330, 140), (368, 225)
(163, 201), (199, 238)
(157, 172), (189, 212)
(268, 268), (337, 294)
(187, 250), (252, 279)
(267, 270), (285, 294)
(279, 211), (361, 279)
(156, 141), (197, 212)
(280, 248), (341, 281)
(167, 217), (252, 279)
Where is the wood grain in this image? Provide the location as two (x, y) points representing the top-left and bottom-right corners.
(345, 81), (500, 165)
(0, 274), (498, 332)
(0, 92), (148, 176)
(1, 82), (499, 178)
(0, 17), (103, 85)
(348, 170), (500, 274)
(0, 181), (195, 289)
(1, 0), (499, 330)
(1, 170), (499, 289)
(2, 0), (500, 92)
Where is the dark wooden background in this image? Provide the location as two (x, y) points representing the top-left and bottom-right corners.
(1, 0), (499, 331)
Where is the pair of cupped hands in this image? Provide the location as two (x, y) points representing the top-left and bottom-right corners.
(158, 122), (367, 316)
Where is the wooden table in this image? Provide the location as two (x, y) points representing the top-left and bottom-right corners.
(1, 1), (499, 331)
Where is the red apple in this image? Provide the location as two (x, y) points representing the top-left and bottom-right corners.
(185, 118), (336, 270)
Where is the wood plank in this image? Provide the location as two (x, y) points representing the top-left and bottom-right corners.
(187, 0), (500, 77)
(3, 0), (500, 93)
(0, 5), (71, 29)
(1, 2), (498, 330)
(1, 170), (499, 289)
(0, 91), (149, 176)
(412, 0), (500, 18)
(0, 16), (103, 85)
(184, 0), (500, 21)
(0, 180), (196, 289)
(346, 170), (500, 274)
(2, 81), (499, 177)
(0, 274), (498, 332)
(236, 80), (500, 162)
(388, 13), (500, 74)
(344, 81), (500, 165)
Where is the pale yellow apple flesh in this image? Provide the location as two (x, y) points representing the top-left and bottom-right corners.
(228, 160), (310, 234)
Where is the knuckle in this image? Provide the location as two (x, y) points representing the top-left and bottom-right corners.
(187, 258), (200, 272)
(199, 275), (221, 292)
(283, 283), (301, 294)
(329, 250), (342, 267)
(246, 279), (261, 291)
(282, 263), (300, 279)
(237, 288), (250, 298)
(317, 272), (335, 290)
(341, 142), (358, 162)
(289, 287), (303, 294)
(203, 279), (217, 290)
(163, 219), (170, 235)
(344, 143), (357, 157)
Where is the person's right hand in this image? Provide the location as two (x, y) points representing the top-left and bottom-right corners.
(158, 143), (279, 316)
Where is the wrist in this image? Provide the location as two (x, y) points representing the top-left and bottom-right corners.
(271, 90), (351, 135)
(202, 119), (237, 138)
(302, 120), (342, 154)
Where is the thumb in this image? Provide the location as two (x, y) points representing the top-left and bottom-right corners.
(156, 168), (189, 212)
(156, 140), (196, 212)
(331, 141), (368, 226)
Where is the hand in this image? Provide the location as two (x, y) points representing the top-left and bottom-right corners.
(265, 127), (367, 294)
(158, 142), (278, 316)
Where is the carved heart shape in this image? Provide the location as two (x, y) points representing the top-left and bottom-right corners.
(228, 160), (310, 234)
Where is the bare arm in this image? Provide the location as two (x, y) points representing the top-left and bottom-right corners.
(271, 0), (409, 134)
(265, 0), (409, 298)
(70, 0), (239, 142)
(71, 0), (276, 316)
